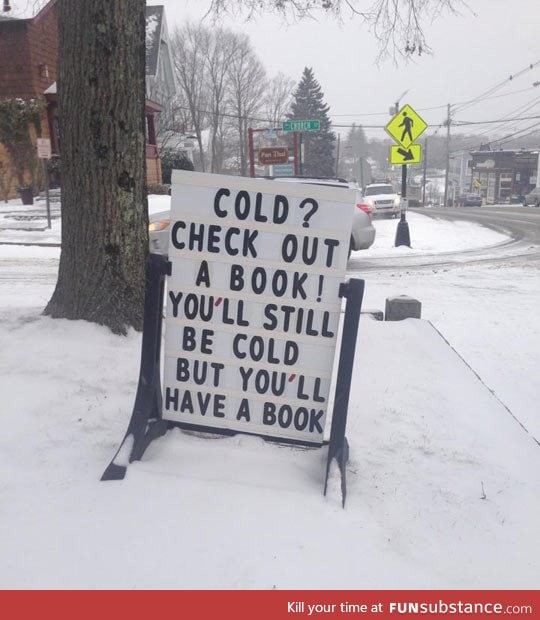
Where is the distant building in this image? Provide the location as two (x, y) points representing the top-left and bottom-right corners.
(469, 149), (539, 204)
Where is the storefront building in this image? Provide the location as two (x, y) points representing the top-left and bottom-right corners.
(469, 149), (539, 204)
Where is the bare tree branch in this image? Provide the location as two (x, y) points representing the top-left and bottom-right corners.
(206, 0), (469, 63)
(265, 72), (295, 127)
(226, 34), (268, 175)
(171, 23), (212, 170)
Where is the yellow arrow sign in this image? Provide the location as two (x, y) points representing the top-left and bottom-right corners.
(390, 144), (422, 165)
(385, 104), (428, 149)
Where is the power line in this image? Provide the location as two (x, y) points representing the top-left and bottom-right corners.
(171, 101), (540, 136)
(329, 84), (540, 120)
(458, 95), (540, 138)
(453, 114), (540, 126)
(452, 60), (540, 115)
(447, 96), (540, 153)
(490, 121), (540, 148)
(434, 61), (540, 154)
(451, 121), (540, 154)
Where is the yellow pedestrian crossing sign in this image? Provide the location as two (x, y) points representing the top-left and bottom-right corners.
(389, 144), (422, 165)
(385, 104), (427, 149)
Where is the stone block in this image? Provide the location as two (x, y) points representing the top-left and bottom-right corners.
(385, 295), (422, 321)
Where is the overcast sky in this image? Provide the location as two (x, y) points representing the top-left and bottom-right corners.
(150, 0), (540, 142)
(7, 0), (540, 143)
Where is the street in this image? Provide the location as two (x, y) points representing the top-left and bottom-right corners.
(417, 205), (540, 246)
(349, 206), (540, 271)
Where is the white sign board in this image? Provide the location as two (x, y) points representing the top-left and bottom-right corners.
(163, 170), (355, 444)
(36, 138), (52, 159)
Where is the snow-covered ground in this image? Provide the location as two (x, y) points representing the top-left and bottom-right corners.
(1, 197), (539, 589)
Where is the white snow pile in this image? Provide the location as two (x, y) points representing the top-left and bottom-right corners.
(0, 197), (538, 589)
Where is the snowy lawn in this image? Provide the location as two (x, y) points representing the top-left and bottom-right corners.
(0, 197), (539, 588)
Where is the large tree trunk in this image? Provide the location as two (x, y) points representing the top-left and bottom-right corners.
(44, 0), (148, 335)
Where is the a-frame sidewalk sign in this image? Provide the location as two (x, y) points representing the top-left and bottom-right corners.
(102, 172), (365, 507)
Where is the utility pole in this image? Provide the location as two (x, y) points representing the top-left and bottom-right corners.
(248, 127), (255, 177)
(299, 133), (303, 176)
(335, 133), (340, 177)
(392, 90), (409, 116)
(392, 90), (409, 208)
(443, 103), (451, 207)
(401, 159), (407, 205)
(422, 137), (428, 207)
(535, 147), (540, 189)
(293, 132), (299, 176)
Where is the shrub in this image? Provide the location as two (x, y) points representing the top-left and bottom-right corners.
(160, 148), (194, 184)
(0, 98), (44, 190)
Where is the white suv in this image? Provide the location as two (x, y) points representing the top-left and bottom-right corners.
(363, 183), (401, 218)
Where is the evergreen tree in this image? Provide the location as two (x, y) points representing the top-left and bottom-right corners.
(288, 68), (335, 177)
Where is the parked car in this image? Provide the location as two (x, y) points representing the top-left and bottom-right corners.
(272, 177), (375, 255)
(510, 194), (525, 205)
(362, 183), (401, 218)
(149, 176), (376, 257)
(524, 187), (540, 207)
(457, 193), (483, 207)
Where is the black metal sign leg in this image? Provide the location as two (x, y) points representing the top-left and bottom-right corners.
(101, 253), (169, 481)
(324, 278), (364, 507)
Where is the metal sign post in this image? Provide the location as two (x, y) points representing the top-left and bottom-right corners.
(385, 104), (428, 230)
(37, 138), (52, 228)
(324, 278), (364, 506)
(101, 254), (169, 481)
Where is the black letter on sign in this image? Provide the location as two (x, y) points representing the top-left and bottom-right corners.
(274, 195), (289, 224)
(236, 398), (251, 422)
(235, 191), (250, 220)
(299, 198), (318, 228)
(195, 260), (211, 287)
(171, 221), (186, 249)
(169, 290), (183, 317)
(323, 238), (340, 267)
(214, 188), (230, 217)
(230, 264), (245, 291)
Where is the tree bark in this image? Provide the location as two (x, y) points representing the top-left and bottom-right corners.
(44, 0), (148, 335)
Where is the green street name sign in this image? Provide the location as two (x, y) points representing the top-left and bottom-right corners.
(282, 119), (320, 132)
